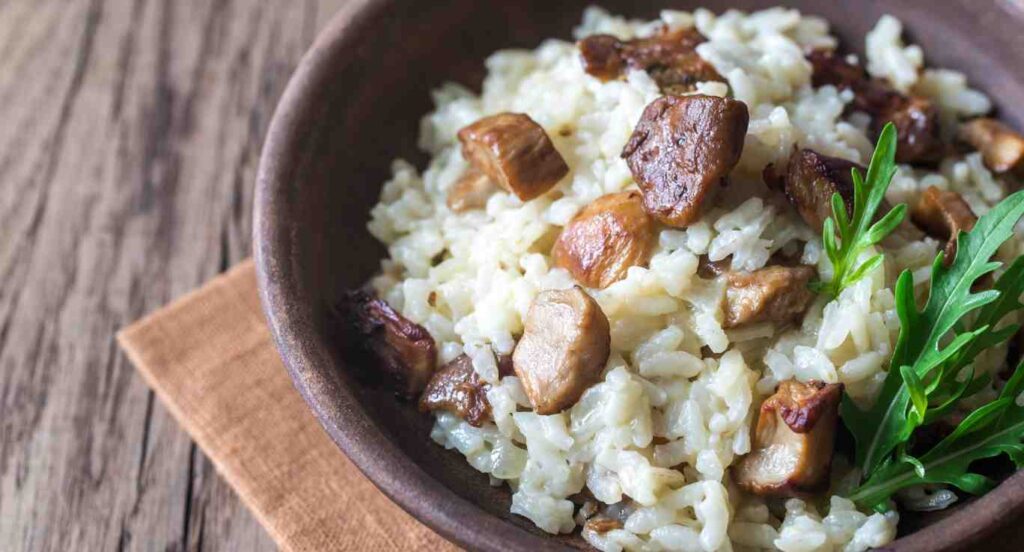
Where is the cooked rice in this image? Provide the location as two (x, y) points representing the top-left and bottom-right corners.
(367, 6), (1015, 551)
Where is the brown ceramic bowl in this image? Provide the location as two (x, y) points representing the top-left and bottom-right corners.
(254, 1), (1024, 550)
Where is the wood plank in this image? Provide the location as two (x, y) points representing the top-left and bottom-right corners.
(0, 0), (348, 549)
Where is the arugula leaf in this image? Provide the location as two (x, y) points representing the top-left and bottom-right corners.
(812, 123), (906, 298)
(848, 364), (1024, 510)
(843, 189), (1024, 477)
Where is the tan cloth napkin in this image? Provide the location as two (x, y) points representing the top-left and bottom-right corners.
(117, 260), (457, 551)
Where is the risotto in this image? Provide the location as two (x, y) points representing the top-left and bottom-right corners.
(351, 6), (1024, 552)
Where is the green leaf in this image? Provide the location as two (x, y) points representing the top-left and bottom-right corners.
(899, 451), (926, 478)
(845, 254), (884, 289)
(901, 365), (927, 425)
(813, 122), (903, 299)
(816, 127), (1024, 511)
(863, 204), (907, 246)
(861, 124), (898, 221)
(1001, 359), (1024, 400)
(843, 189), (1024, 475)
(947, 255), (1024, 369)
(832, 192), (850, 233)
(823, 217), (839, 265)
(848, 390), (1024, 510)
(936, 398), (1012, 447)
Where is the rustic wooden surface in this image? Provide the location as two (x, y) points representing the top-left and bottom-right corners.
(0, 1), (348, 549)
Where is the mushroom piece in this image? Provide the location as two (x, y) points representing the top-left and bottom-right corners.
(910, 186), (977, 264)
(782, 148), (924, 243)
(340, 290), (437, 398)
(551, 191), (656, 289)
(419, 354), (492, 427)
(868, 92), (944, 165)
(734, 380), (843, 496)
(622, 94), (749, 227)
(807, 50), (944, 165)
(783, 148), (860, 233)
(807, 49), (867, 90)
(512, 287), (611, 414)
(723, 266), (817, 329)
(578, 34), (624, 80)
(457, 113), (569, 202)
(959, 118), (1024, 175)
(578, 27), (723, 94)
(447, 168), (501, 213)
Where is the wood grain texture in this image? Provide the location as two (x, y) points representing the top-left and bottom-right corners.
(0, 1), (348, 550)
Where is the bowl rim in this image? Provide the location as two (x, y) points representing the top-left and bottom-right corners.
(253, 2), (568, 550)
(253, 2), (1024, 551)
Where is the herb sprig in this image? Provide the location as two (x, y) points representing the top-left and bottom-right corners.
(839, 183), (1024, 510)
(811, 123), (907, 298)
(848, 359), (1024, 508)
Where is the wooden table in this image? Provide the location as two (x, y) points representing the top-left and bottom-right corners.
(0, 1), (347, 549)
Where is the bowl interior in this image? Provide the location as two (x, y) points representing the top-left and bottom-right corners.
(255, 1), (1024, 550)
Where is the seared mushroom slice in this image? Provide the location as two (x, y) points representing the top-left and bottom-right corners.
(419, 354), (493, 427)
(807, 50), (944, 164)
(868, 92), (944, 165)
(419, 353), (515, 426)
(578, 27), (722, 93)
(512, 287), (611, 414)
(551, 191), (656, 289)
(340, 290), (437, 398)
(723, 266), (816, 329)
(578, 34), (624, 80)
(447, 168), (500, 213)
(784, 149), (860, 232)
(959, 118), (1024, 175)
(735, 380), (843, 496)
(807, 49), (867, 90)
(457, 113), (569, 202)
(910, 186), (977, 264)
(622, 94), (749, 227)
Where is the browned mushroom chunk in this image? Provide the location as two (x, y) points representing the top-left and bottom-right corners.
(910, 186), (977, 264)
(723, 266), (816, 329)
(447, 168), (500, 213)
(959, 118), (1024, 175)
(578, 27), (723, 94)
(340, 290), (437, 398)
(866, 92), (944, 165)
(419, 354), (492, 427)
(781, 148), (924, 242)
(783, 149), (860, 233)
(808, 50), (944, 165)
(512, 287), (611, 414)
(578, 34), (624, 80)
(622, 94), (749, 227)
(551, 191), (656, 289)
(807, 49), (866, 90)
(457, 113), (569, 202)
(734, 380), (843, 496)
(419, 353), (515, 426)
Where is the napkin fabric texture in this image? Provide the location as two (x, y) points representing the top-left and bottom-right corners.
(117, 260), (456, 551)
